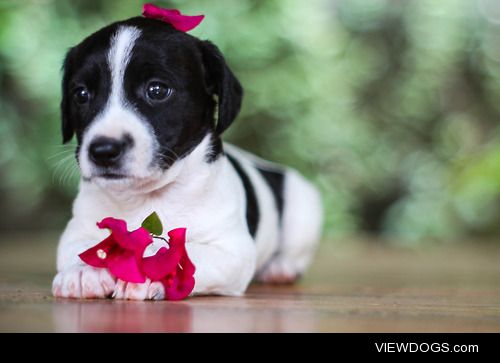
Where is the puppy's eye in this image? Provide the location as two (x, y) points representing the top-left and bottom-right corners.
(74, 87), (90, 105)
(146, 82), (172, 102)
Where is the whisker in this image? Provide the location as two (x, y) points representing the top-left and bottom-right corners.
(157, 145), (180, 159)
(51, 153), (78, 187)
(63, 163), (79, 187)
(49, 144), (76, 149)
(47, 149), (74, 161)
(156, 145), (180, 166)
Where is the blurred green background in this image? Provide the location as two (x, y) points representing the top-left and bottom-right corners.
(0, 0), (499, 244)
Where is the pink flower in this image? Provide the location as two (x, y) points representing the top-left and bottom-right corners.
(142, 4), (204, 32)
(79, 218), (152, 283)
(142, 228), (195, 301)
(79, 217), (196, 300)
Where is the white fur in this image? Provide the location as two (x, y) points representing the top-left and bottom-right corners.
(53, 134), (322, 298)
(55, 136), (256, 298)
(257, 169), (323, 283)
(108, 27), (140, 106)
(53, 26), (322, 300)
(225, 145), (323, 283)
(222, 145), (280, 270)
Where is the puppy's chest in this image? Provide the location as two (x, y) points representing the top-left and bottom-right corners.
(140, 191), (230, 243)
(153, 200), (201, 232)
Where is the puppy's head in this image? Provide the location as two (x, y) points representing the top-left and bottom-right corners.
(61, 17), (242, 189)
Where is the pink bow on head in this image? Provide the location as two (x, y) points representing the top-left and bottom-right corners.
(142, 3), (204, 32)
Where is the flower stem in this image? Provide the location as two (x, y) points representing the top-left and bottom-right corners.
(152, 235), (168, 243)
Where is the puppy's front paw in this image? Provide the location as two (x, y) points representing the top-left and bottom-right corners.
(112, 279), (165, 301)
(52, 265), (116, 299)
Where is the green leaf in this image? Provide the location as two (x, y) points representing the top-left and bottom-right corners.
(141, 212), (163, 236)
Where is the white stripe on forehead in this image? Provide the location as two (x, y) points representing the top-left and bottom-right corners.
(108, 26), (141, 105)
(79, 25), (156, 181)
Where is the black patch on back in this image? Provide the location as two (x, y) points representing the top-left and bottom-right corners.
(226, 154), (259, 238)
(256, 166), (285, 224)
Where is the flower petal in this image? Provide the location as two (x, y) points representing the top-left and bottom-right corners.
(163, 272), (195, 301)
(97, 217), (128, 234)
(141, 247), (180, 281)
(128, 227), (153, 254)
(170, 228), (195, 276)
(107, 249), (146, 283)
(142, 4), (204, 32)
(141, 228), (187, 281)
(163, 228), (196, 300)
(97, 217), (152, 254)
(167, 228), (186, 247)
(180, 255), (196, 276)
(78, 235), (115, 268)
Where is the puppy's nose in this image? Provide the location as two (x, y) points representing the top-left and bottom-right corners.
(89, 137), (126, 167)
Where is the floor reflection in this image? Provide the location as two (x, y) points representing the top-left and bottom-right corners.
(51, 295), (318, 332)
(52, 300), (194, 332)
(190, 307), (318, 333)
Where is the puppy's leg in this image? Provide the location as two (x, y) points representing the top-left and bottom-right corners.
(53, 239), (117, 299)
(112, 234), (256, 299)
(113, 279), (165, 300)
(53, 219), (118, 299)
(187, 238), (256, 296)
(257, 171), (323, 284)
(52, 263), (116, 299)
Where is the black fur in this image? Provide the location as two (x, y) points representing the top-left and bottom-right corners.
(205, 132), (223, 163)
(61, 26), (114, 144)
(61, 16), (243, 167)
(199, 41), (243, 135)
(257, 167), (285, 224)
(226, 154), (259, 238)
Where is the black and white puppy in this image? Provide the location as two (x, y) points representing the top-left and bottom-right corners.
(52, 16), (322, 300)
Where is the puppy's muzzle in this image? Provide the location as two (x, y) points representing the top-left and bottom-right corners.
(89, 136), (130, 168)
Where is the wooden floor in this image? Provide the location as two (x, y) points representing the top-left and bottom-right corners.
(0, 233), (499, 332)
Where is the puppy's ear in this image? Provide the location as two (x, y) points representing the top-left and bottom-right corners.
(61, 48), (75, 143)
(199, 40), (243, 134)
